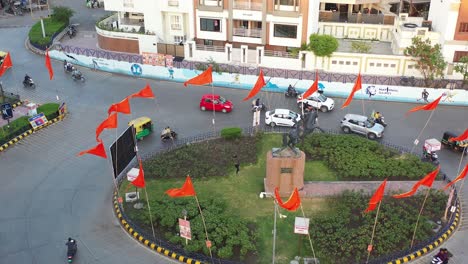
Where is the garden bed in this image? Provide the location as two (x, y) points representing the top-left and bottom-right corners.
(122, 133), (446, 264)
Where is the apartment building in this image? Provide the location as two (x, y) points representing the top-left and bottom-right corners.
(428, 0), (468, 66)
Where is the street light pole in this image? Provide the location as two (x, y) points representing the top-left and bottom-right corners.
(272, 201), (277, 264)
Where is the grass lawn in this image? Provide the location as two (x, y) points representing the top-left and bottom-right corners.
(29, 18), (67, 46)
(122, 133), (335, 263)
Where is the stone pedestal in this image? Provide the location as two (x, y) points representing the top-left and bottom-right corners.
(265, 147), (305, 196)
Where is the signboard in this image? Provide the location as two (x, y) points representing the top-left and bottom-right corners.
(142, 52), (166, 66)
(1, 103), (13, 120)
(130, 64), (142, 76)
(294, 217), (309, 235)
(58, 102), (67, 116)
(178, 218), (191, 240)
(28, 113), (48, 129)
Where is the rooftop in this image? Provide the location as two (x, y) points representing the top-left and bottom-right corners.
(336, 39), (394, 55)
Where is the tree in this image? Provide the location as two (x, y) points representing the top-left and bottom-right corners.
(404, 37), (447, 87)
(307, 34), (338, 57)
(454, 56), (468, 87)
(51, 6), (74, 24)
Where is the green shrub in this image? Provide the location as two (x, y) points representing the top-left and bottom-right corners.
(29, 18), (67, 47)
(51, 6), (74, 24)
(37, 103), (60, 120)
(221, 127), (242, 140)
(0, 116), (31, 145)
(298, 133), (436, 180)
(351, 41), (372, 53)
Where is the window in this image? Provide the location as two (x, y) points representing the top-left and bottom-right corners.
(279, 0), (294, 5)
(171, 15), (181, 30)
(345, 61), (351, 65)
(384, 63), (388, 67)
(376, 63), (382, 67)
(174, 35), (185, 44)
(332, 60), (337, 64)
(459, 23), (468, 33)
(200, 18), (221, 32)
(454, 51), (468, 62)
(273, 24), (297, 38)
(353, 62), (358, 65)
(408, 65), (413, 69)
(369, 63), (375, 67)
(390, 64), (396, 68)
(204, 39), (214, 46)
(199, 0), (221, 6)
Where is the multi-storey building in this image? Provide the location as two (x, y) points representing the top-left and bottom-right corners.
(428, 0), (468, 67)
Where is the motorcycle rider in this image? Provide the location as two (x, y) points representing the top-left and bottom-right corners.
(66, 237), (77, 258)
(287, 84), (296, 97)
(24, 74), (32, 84)
(65, 61), (74, 72)
(72, 68), (81, 79)
(433, 248), (449, 264)
(161, 126), (173, 139)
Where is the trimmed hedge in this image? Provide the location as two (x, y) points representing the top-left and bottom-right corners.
(299, 133), (436, 180)
(220, 127), (242, 140)
(28, 18), (67, 48)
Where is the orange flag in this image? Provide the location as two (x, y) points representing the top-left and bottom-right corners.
(341, 73), (362, 109)
(95, 112), (118, 141)
(242, 70), (266, 101)
(131, 84), (155, 99)
(443, 164), (468, 190)
(184, 66), (213, 87)
(108, 97), (131, 115)
(0, 52), (13, 77)
(406, 95), (443, 115)
(77, 140), (107, 159)
(364, 179), (387, 213)
(131, 161), (146, 188)
(166, 176), (196, 197)
(302, 71), (319, 100)
(393, 166), (440, 199)
(450, 128), (468, 142)
(45, 49), (54, 80)
(274, 187), (301, 211)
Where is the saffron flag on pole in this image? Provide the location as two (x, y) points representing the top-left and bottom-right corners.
(131, 84), (155, 99)
(364, 179), (387, 213)
(108, 97), (131, 115)
(45, 49), (54, 80)
(0, 52), (13, 77)
(450, 128), (468, 142)
(77, 139), (107, 159)
(393, 166), (440, 199)
(341, 73), (362, 109)
(443, 164), (468, 190)
(131, 161), (146, 188)
(184, 66), (213, 87)
(302, 70), (319, 100)
(95, 112), (118, 141)
(406, 95), (443, 115)
(166, 176), (197, 197)
(242, 70), (266, 101)
(274, 187), (301, 212)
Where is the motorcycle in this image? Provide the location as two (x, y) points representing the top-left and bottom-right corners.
(71, 71), (86, 82)
(423, 147), (439, 165)
(66, 238), (77, 263)
(374, 117), (387, 127)
(431, 249), (451, 264)
(285, 87), (298, 98)
(64, 64), (75, 73)
(23, 78), (36, 88)
(67, 25), (77, 39)
(251, 103), (267, 112)
(161, 130), (177, 142)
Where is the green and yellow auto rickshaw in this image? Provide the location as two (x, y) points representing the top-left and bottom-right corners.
(128, 116), (153, 140)
(441, 131), (468, 153)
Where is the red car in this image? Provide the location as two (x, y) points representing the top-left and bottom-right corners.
(199, 94), (233, 113)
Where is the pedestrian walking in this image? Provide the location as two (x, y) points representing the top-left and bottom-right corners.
(168, 66), (174, 79)
(417, 89), (429, 102)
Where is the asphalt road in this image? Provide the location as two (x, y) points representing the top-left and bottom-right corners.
(0, 24), (468, 264)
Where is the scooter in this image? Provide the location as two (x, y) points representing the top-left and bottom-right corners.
(67, 25), (77, 39)
(375, 117), (387, 127)
(161, 130), (177, 142)
(66, 239), (77, 263)
(423, 148), (439, 165)
(71, 71), (86, 82)
(251, 103), (267, 112)
(23, 78), (36, 88)
(285, 87), (298, 98)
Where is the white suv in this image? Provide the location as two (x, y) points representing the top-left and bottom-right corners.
(297, 92), (335, 112)
(265, 109), (301, 127)
(340, 114), (385, 140)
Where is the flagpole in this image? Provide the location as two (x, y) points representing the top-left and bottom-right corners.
(211, 82), (216, 134)
(410, 188), (431, 249)
(410, 110), (435, 154)
(194, 195), (214, 263)
(365, 201), (382, 264)
(299, 204), (317, 262)
(272, 200), (277, 264)
(143, 186), (157, 240)
(455, 148), (467, 198)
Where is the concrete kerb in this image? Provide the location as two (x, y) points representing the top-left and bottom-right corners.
(0, 113), (66, 153)
(112, 192), (204, 264)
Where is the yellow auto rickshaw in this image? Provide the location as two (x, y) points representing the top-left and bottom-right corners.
(128, 116), (153, 140)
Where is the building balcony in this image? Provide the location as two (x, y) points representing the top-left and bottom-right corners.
(96, 13), (154, 35)
(233, 27), (262, 38)
(319, 11), (396, 25)
(233, 1), (262, 10)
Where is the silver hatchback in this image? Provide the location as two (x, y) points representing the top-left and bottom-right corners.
(340, 114), (384, 140)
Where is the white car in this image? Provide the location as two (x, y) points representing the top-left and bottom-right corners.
(265, 109), (301, 127)
(297, 92), (335, 112)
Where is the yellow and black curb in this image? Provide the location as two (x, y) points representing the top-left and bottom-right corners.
(113, 192), (204, 264)
(12, 101), (23, 108)
(0, 114), (66, 153)
(386, 205), (461, 264)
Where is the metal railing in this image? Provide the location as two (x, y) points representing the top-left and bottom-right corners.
(233, 27), (262, 38)
(233, 0), (262, 10)
(115, 126), (458, 264)
(56, 44), (143, 64)
(263, 49), (299, 59)
(195, 44), (225, 52)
